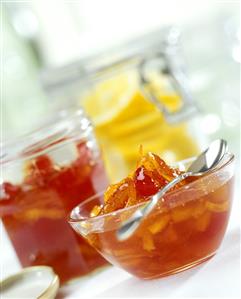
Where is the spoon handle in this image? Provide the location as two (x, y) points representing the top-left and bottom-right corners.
(117, 171), (192, 241)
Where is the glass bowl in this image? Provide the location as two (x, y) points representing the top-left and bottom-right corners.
(69, 153), (235, 279)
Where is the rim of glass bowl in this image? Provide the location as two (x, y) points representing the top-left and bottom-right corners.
(1, 107), (92, 166)
(69, 152), (235, 225)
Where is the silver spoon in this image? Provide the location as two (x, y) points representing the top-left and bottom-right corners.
(117, 139), (227, 241)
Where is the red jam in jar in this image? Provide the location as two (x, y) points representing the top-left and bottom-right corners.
(0, 109), (109, 283)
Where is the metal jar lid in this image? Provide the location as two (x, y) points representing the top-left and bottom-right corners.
(0, 266), (60, 299)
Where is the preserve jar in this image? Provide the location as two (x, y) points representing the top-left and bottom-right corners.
(42, 27), (202, 182)
(0, 108), (109, 283)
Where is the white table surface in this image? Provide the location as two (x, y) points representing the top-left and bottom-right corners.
(1, 178), (240, 298)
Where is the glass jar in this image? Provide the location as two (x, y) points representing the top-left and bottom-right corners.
(0, 108), (109, 284)
(42, 28), (203, 182)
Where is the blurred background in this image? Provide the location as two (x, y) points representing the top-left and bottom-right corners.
(1, 0), (240, 292)
(2, 0), (240, 174)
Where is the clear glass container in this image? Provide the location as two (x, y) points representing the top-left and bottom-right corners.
(42, 28), (202, 182)
(0, 108), (109, 284)
(70, 153), (235, 279)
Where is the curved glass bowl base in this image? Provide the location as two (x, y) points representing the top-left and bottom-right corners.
(139, 252), (216, 280)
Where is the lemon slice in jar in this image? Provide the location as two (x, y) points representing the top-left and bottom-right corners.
(82, 72), (139, 127)
(81, 72), (198, 182)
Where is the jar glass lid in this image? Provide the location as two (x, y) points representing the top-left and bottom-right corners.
(41, 27), (198, 124)
(1, 107), (91, 165)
